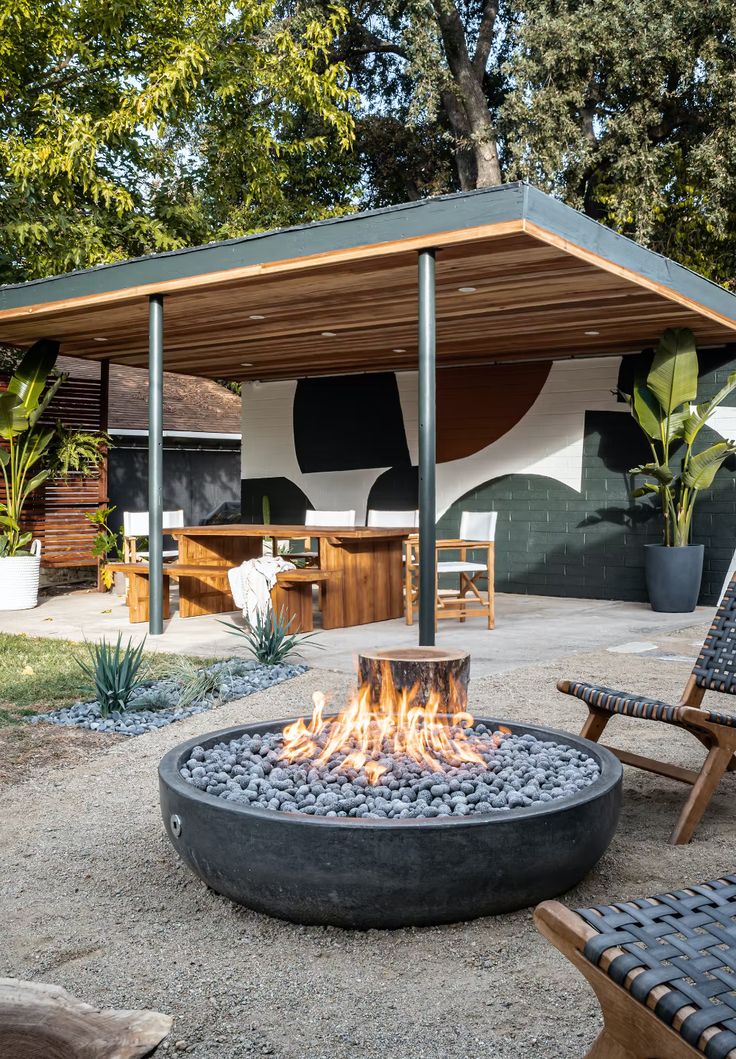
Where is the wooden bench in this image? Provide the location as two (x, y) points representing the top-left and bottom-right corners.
(108, 563), (337, 629)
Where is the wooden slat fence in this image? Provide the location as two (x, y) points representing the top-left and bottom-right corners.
(0, 363), (107, 566)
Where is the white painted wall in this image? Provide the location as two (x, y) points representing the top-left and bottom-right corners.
(241, 358), (626, 521)
(241, 380), (389, 516)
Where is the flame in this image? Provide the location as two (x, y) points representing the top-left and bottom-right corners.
(280, 664), (488, 781)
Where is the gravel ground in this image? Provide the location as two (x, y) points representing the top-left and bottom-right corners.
(3, 636), (735, 1059)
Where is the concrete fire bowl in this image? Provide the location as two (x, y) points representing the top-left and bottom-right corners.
(159, 717), (622, 929)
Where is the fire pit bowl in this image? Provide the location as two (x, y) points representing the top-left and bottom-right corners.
(159, 716), (622, 928)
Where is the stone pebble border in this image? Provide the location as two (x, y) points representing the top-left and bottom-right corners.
(30, 659), (308, 736)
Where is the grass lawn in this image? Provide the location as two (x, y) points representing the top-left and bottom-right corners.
(0, 632), (203, 723)
(0, 632), (214, 786)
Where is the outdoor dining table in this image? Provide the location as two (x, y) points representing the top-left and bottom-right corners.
(168, 523), (414, 628)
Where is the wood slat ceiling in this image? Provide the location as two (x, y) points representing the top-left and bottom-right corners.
(1, 226), (735, 381)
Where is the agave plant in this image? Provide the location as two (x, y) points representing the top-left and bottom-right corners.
(624, 328), (736, 546)
(75, 634), (147, 717)
(0, 339), (62, 556)
(220, 605), (319, 664)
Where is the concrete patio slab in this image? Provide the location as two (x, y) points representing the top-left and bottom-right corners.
(0, 587), (713, 677)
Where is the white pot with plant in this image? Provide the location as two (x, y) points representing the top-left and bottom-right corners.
(0, 340), (109, 610)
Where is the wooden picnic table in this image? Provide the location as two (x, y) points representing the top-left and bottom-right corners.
(169, 524), (413, 628)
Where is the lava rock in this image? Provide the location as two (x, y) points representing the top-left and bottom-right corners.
(181, 725), (601, 818)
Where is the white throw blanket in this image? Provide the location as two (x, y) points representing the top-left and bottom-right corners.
(227, 556), (296, 628)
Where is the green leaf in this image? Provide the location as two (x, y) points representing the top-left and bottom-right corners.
(19, 469), (51, 502)
(683, 442), (736, 490)
(647, 328), (698, 415)
(6, 339), (59, 414)
(27, 373), (64, 427)
(631, 383), (662, 440)
(666, 410), (690, 439)
(681, 371), (736, 445)
(630, 462), (674, 484)
(631, 483), (660, 497)
(630, 359), (662, 440)
(0, 392), (28, 437)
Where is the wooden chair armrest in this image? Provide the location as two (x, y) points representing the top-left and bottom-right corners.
(676, 705), (729, 733)
(534, 900), (597, 955)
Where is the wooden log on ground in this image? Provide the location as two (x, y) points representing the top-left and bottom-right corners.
(357, 647), (470, 708)
(0, 978), (172, 1059)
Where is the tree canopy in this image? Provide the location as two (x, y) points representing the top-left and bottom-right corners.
(2, 0), (735, 287)
(331, 0), (736, 286)
(0, 0), (356, 282)
(501, 0), (736, 286)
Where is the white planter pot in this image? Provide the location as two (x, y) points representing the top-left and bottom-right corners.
(0, 540), (42, 610)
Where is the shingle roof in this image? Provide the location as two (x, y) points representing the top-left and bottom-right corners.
(56, 355), (241, 435)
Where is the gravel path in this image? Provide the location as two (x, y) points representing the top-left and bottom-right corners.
(2, 643), (735, 1059)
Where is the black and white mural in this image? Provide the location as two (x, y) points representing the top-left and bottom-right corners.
(241, 348), (736, 605)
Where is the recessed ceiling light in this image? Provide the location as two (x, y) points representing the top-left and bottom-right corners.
(249, 314), (265, 320)
(584, 330), (600, 336)
(458, 286), (477, 293)
(93, 337), (108, 343)
(321, 331), (337, 337)
(393, 348), (407, 353)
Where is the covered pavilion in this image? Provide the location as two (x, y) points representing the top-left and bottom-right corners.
(2, 181), (736, 641)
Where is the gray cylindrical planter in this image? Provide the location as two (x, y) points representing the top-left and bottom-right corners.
(645, 544), (704, 612)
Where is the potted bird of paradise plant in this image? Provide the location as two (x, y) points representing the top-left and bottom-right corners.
(623, 328), (736, 612)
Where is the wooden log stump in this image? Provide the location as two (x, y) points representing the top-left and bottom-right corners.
(357, 647), (470, 708)
(0, 978), (172, 1059)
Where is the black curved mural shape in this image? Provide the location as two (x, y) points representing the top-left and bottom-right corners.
(240, 476), (312, 524)
(367, 465), (419, 512)
(293, 373), (410, 473)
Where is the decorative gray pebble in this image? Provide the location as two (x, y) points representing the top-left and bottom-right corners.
(182, 725), (600, 818)
(30, 659), (307, 736)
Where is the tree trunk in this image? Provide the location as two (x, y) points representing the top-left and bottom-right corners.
(0, 978), (172, 1059)
(357, 647), (470, 709)
(433, 0), (502, 188)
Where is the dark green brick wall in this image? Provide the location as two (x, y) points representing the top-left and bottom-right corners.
(437, 349), (736, 605)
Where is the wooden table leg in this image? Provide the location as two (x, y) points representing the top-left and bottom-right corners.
(271, 582), (314, 632)
(319, 538), (405, 626)
(320, 571), (344, 630)
(127, 572), (170, 624)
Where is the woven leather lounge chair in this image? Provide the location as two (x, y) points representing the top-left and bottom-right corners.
(535, 873), (736, 1059)
(558, 576), (736, 844)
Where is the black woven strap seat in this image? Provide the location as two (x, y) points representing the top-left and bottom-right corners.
(565, 681), (680, 723)
(576, 874), (736, 1059)
(565, 681), (736, 729)
(694, 585), (736, 694)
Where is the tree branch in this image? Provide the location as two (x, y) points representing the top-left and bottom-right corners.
(472, 0), (499, 77)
